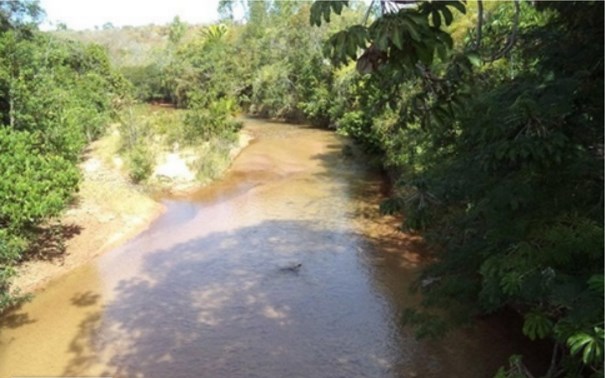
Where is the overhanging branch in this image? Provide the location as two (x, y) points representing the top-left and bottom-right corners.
(474, 0), (484, 50)
(485, 0), (520, 62)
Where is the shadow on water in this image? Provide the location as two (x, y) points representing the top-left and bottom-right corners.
(70, 291), (102, 307)
(0, 306), (36, 330)
(1, 121), (545, 377)
(62, 218), (534, 378)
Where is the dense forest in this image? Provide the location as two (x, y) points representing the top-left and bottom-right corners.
(0, 1), (602, 377)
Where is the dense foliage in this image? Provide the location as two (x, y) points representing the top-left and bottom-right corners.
(0, 1), (126, 310)
(77, 2), (368, 187)
(310, 1), (603, 377)
(100, 2), (366, 127)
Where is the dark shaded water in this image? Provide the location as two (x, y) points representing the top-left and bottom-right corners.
(0, 120), (536, 377)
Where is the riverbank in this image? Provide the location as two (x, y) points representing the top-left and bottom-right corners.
(13, 125), (253, 295)
(12, 136), (164, 294)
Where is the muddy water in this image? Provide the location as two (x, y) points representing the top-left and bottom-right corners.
(0, 119), (534, 377)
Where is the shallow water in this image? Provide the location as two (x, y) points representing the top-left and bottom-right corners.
(0, 119), (536, 377)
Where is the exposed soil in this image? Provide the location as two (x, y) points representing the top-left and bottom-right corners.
(13, 141), (165, 294)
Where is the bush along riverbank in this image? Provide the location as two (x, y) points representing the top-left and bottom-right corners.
(114, 102), (251, 194)
(0, 4), (131, 311)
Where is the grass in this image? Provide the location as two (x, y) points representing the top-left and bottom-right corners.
(190, 138), (234, 184)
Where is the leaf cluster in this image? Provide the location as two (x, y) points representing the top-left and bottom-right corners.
(0, 5), (127, 312)
(310, 1), (604, 376)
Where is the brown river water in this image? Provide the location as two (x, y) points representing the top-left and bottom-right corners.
(0, 119), (538, 377)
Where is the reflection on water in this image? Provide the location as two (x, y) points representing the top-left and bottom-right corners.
(0, 119), (536, 377)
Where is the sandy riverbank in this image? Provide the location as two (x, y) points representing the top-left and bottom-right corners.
(13, 128), (253, 294)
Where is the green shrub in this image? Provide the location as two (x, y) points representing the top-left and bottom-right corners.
(0, 11), (126, 311)
(0, 127), (80, 311)
(0, 128), (80, 229)
(182, 96), (241, 143)
(121, 64), (171, 102)
(191, 139), (232, 183)
(127, 144), (154, 183)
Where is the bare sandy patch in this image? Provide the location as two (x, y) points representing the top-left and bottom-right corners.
(13, 139), (165, 294)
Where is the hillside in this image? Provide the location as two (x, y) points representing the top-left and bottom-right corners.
(51, 22), (207, 67)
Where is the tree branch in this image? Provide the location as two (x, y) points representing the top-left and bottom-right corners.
(546, 342), (560, 378)
(486, 0), (520, 62)
(363, 0), (375, 25)
(474, 0), (483, 50)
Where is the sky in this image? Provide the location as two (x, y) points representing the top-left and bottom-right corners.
(39, 0), (223, 30)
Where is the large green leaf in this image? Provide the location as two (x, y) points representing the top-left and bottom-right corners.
(522, 312), (554, 340)
(568, 328), (604, 366)
(310, 1), (349, 27)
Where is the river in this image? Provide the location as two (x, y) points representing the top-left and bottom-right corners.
(0, 119), (536, 377)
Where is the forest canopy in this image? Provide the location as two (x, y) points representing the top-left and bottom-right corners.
(306, 1), (604, 376)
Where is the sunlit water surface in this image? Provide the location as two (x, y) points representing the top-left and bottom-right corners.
(0, 119), (536, 377)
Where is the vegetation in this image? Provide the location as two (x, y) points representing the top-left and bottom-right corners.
(310, 1), (603, 377)
(53, 16), (246, 186)
(1, 1), (602, 376)
(0, 1), (127, 309)
(99, 4), (600, 374)
(114, 103), (241, 185)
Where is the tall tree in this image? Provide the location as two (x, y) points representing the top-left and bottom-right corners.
(311, 1), (604, 376)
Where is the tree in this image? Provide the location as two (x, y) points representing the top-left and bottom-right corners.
(0, 0), (42, 32)
(168, 16), (186, 45)
(0, 2), (127, 312)
(311, 1), (604, 376)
